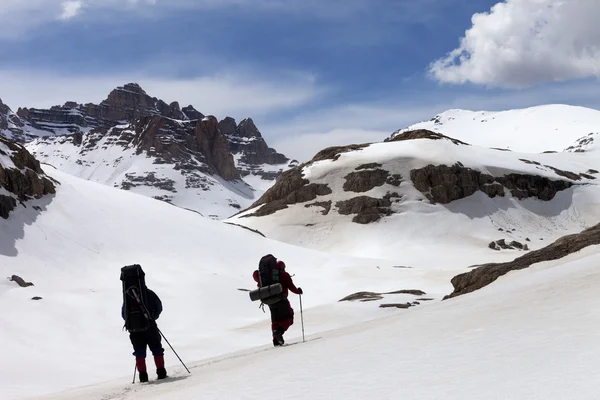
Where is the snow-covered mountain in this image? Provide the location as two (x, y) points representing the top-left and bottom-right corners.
(0, 84), (295, 218)
(390, 104), (600, 153)
(3, 104), (600, 400)
(4, 147), (600, 400)
(229, 127), (600, 261)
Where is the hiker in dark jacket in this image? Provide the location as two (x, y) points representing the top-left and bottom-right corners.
(122, 287), (167, 382)
(253, 258), (303, 346)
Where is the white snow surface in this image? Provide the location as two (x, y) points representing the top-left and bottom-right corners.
(25, 239), (600, 400)
(2, 167), (471, 399)
(0, 140), (16, 169)
(393, 104), (600, 153)
(230, 135), (600, 261)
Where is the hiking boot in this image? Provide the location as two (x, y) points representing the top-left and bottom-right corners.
(273, 328), (285, 346)
(138, 371), (149, 383)
(157, 367), (167, 380)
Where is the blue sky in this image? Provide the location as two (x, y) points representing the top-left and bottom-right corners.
(0, 0), (598, 160)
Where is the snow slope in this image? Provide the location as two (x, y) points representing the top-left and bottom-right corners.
(30, 243), (600, 400)
(1, 167), (485, 399)
(392, 104), (600, 153)
(25, 127), (264, 219)
(230, 135), (600, 261)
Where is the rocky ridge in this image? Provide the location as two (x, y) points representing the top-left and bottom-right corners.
(445, 222), (600, 299)
(1, 83), (294, 218)
(238, 130), (590, 224)
(0, 136), (56, 218)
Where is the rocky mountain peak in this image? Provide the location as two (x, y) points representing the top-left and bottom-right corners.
(182, 105), (204, 120)
(218, 117), (237, 136)
(236, 118), (261, 138)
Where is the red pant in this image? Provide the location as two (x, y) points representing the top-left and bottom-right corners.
(269, 299), (294, 336)
(272, 318), (294, 336)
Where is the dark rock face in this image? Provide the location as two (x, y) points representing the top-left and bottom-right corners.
(182, 105), (204, 121)
(221, 117), (291, 179)
(386, 129), (469, 146)
(0, 98), (26, 140)
(410, 163), (573, 204)
(242, 167), (332, 217)
(195, 116), (239, 181)
(9, 275), (34, 287)
(342, 166), (402, 193)
(6, 83), (290, 187)
(343, 169), (390, 193)
(488, 239), (529, 251)
(445, 223), (600, 299)
(0, 136), (56, 218)
(336, 196), (392, 224)
(311, 144), (370, 163)
(305, 200), (332, 215)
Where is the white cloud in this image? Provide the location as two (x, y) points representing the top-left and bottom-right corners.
(0, 69), (324, 120)
(429, 0), (600, 88)
(0, 0), (446, 38)
(59, 0), (83, 20)
(265, 79), (600, 162)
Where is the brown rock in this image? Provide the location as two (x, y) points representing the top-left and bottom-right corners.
(336, 196), (392, 224)
(0, 136), (56, 218)
(195, 116), (239, 181)
(339, 292), (383, 302)
(305, 201), (332, 215)
(343, 169), (389, 192)
(410, 163), (573, 204)
(9, 275), (34, 287)
(445, 222), (600, 299)
(386, 129), (469, 146)
(311, 143), (370, 162)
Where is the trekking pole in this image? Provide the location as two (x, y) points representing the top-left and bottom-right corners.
(299, 294), (305, 343)
(129, 287), (191, 374)
(157, 327), (191, 374)
(132, 363), (137, 384)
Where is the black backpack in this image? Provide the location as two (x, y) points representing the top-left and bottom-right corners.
(257, 255), (285, 305)
(120, 264), (153, 333)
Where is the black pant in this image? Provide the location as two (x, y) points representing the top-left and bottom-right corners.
(129, 325), (164, 358)
(269, 299), (293, 322)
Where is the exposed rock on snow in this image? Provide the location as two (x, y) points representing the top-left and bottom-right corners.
(0, 136), (55, 218)
(385, 129), (469, 146)
(311, 144), (370, 162)
(336, 196), (393, 224)
(343, 168), (402, 193)
(410, 163), (573, 204)
(304, 200), (332, 215)
(488, 239), (529, 251)
(446, 222), (600, 299)
(8, 275), (34, 287)
(242, 167), (332, 217)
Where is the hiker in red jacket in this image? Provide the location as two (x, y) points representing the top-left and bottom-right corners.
(253, 257), (303, 346)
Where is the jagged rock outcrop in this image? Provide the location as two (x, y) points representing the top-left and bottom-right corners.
(385, 129), (469, 146)
(336, 196), (393, 224)
(241, 167), (332, 217)
(311, 144), (370, 163)
(0, 98), (27, 141)
(195, 116), (239, 181)
(343, 168), (402, 193)
(445, 223), (600, 299)
(182, 105), (204, 121)
(410, 163), (574, 204)
(0, 136), (56, 218)
(221, 117), (292, 180)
